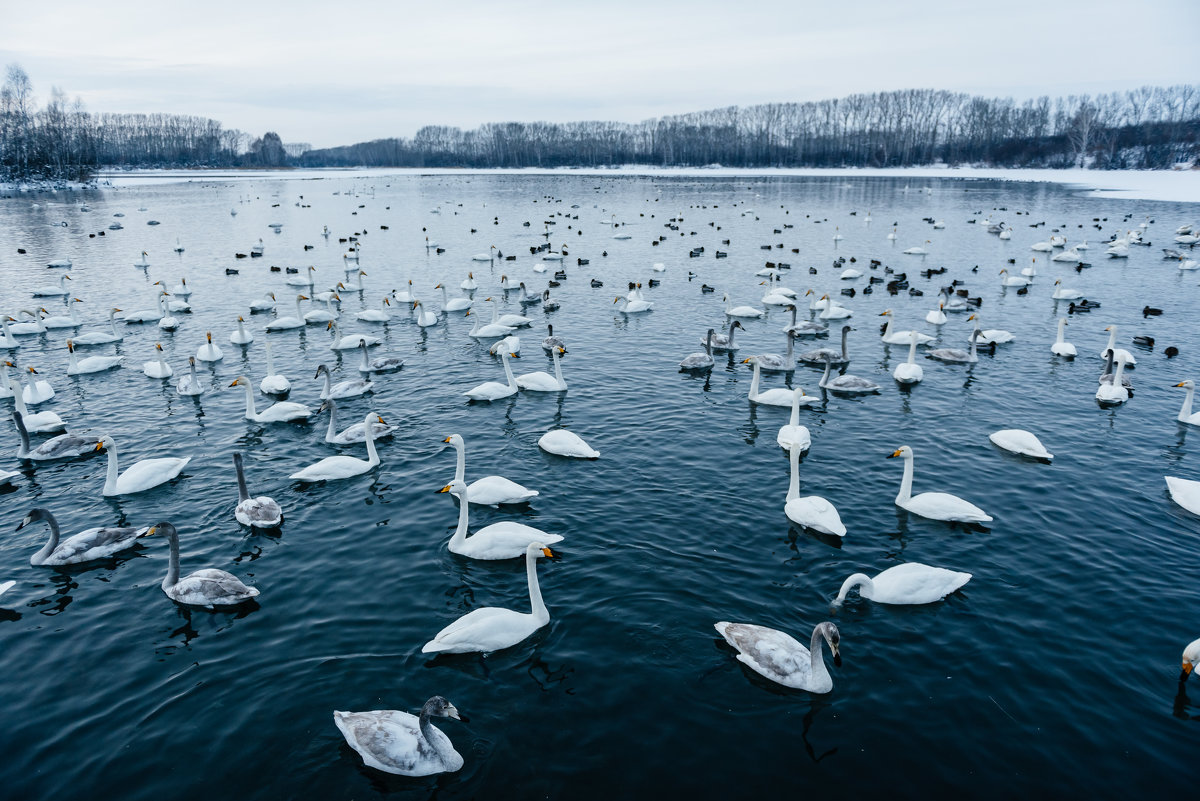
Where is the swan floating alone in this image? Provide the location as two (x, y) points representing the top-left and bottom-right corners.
(1173, 381), (1200, 425)
(785, 442), (845, 537)
(989, 430), (1053, 460)
(445, 434), (538, 505)
(833, 563), (972, 605)
(333, 697), (467, 777)
(713, 620), (842, 692)
(290, 411), (383, 482)
(97, 435), (190, 497)
(538, 429), (599, 458)
(233, 452), (282, 528)
(888, 445), (992, 523)
(19, 507), (149, 566)
(422, 541), (555, 654)
(150, 522), (259, 607)
(438, 480), (562, 559)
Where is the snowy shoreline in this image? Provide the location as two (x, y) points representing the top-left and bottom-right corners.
(7, 165), (1197, 204)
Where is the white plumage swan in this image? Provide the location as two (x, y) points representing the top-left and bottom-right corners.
(713, 620), (841, 692)
(260, 340), (291, 396)
(176, 356), (204, 396)
(72, 307), (123, 345)
(966, 314), (1014, 345)
(196, 332), (223, 362)
(892, 333), (924, 385)
(879, 310), (934, 345)
(888, 445), (992, 523)
(445, 434), (538, 505)
(464, 351), (518, 401)
(989, 430), (1053, 460)
(19, 507), (149, 566)
(290, 411), (383, 482)
(321, 399), (394, 445)
(265, 294), (308, 331)
(97, 435), (190, 497)
(333, 697), (467, 777)
(776, 388), (811, 452)
(833, 563), (971, 605)
(9, 378), (65, 433)
(1174, 381), (1200, 425)
(538, 429), (599, 458)
(785, 442), (845, 537)
(422, 541), (555, 654)
(1051, 318), (1076, 357)
(327, 319), (380, 350)
(438, 480), (562, 559)
(516, 346), (567, 391)
(315, 363), (372, 400)
(151, 522), (259, 607)
(230, 376), (311, 423)
(66, 340), (122, 374)
(723, 293), (764, 319)
(741, 356), (814, 407)
(1166, 476), (1200, 516)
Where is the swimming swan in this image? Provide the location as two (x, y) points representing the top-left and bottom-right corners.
(19, 507), (149, 566)
(438, 480), (562, 559)
(233, 452), (282, 528)
(333, 697), (467, 777)
(833, 563), (971, 605)
(445, 434), (539, 505)
(290, 411), (383, 481)
(1174, 381), (1200, 425)
(464, 351), (518, 401)
(887, 445), (992, 523)
(776, 388), (812, 452)
(97, 435), (190, 497)
(230, 376), (312, 423)
(988, 430), (1053, 460)
(713, 620), (841, 692)
(149, 522), (259, 607)
(785, 442), (845, 536)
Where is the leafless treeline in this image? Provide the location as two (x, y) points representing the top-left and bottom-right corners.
(302, 86), (1200, 170)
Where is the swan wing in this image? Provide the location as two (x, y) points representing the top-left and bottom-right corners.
(714, 622), (811, 688)
(1166, 476), (1200, 516)
(516, 371), (562, 391)
(116, 457), (190, 494)
(46, 526), (148, 564)
(785, 496), (846, 537)
(466, 476), (539, 505)
(904, 492), (992, 522)
(422, 607), (539, 653)
(454, 523), (563, 559)
(236, 497), (283, 527)
(168, 568), (258, 606)
(291, 455), (371, 482)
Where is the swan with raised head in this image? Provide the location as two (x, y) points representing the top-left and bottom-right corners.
(464, 351), (518, 401)
(19, 366), (54, 404)
(518, 346), (568, 390)
(966, 314), (1014, 345)
(150, 522), (259, 607)
(65, 340), (122, 374)
(195, 332), (223, 363)
(722, 293), (763, 319)
(819, 355), (880, 394)
(464, 299), (511, 336)
(444, 434), (538, 505)
(1096, 353), (1130, 405)
(489, 335), (520, 357)
(333, 697), (467, 777)
(436, 283), (472, 312)
(680, 332), (715, 372)
(327, 319), (380, 350)
(438, 480), (562, 559)
(176, 356), (204, 396)
(42, 299), (83, 330)
(887, 445), (992, 523)
(1051, 318), (1076, 357)
(11, 410), (94, 461)
(1174, 380), (1200, 425)
(96, 435), (190, 496)
(741, 356), (803, 406)
(321, 399), (394, 445)
(879, 310), (934, 345)
(538, 429), (599, 458)
(19, 507), (149, 566)
(357, 340), (404, 374)
(232, 452), (282, 528)
(1052, 279), (1083, 301)
(927, 329), (981, 364)
(1099, 325), (1136, 365)
(265, 294), (309, 331)
(542, 324), (566, 353)
(714, 620), (842, 692)
(999, 268), (1031, 287)
(422, 542), (555, 653)
(315, 363), (373, 400)
(752, 332), (796, 373)
(777, 388), (812, 452)
(72, 308), (123, 345)
(230, 376), (311, 423)
(413, 299), (439, 328)
(892, 333), (924, 384)
(989, 430), (1053, 460)
(785, 441), (845, 536)
(926, 301), (947, 325)
(706, 320), (743, 352)
(32, 275), (72, 298)
(833, 563), (971, 606)
(290, 411), (383, 481)
(356, 297), (391, 323)
(260, 340), (291, 396)
(229, 317), (253, 345)
(818, 296), (852, 320)
(782, 304), (828, 338)
(9, 378), (65, 432)
(285, 265), (316, 287)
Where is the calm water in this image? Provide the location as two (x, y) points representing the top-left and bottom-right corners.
(0, 173), (1197, 799)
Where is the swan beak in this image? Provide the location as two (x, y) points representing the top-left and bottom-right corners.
(146, 525), (159, 537)
(613, 297), (620, 303)
(833, 649), (843, 668)
(438, 484), (452, 493)
(509, 352), (519, 358)
(376, 415), (385, 424)
(1176, 382), (1187, 387)
(887, 449), (903, 458)
(228, 379), (239, 387)
(541, 547), (555, 558)
(442, 436), (453, 443)
(94, 442), (105, 452)
(445, 704), (467, 722)
(1184, 661), (1195, 679)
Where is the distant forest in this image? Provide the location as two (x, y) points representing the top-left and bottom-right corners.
(2, 62), (1197, 183)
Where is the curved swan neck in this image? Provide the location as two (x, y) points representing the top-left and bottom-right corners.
(808, 625), (832, 686)
(162, 526), (180, 591)
(452, 439), (466, 483)
(32, 512), (61, 564)
(449, 488), (470, 548)
(551, 348), (565, 388)
(233, 455), (250, 502)
(836, 573), (873, 603)
(896, 451), (914, 505)
(501, 352), (516, 388)
(325, 399), (339, 439)
(104, 441), (119, 495)
(1181, 385), (1195, 423)
(820, 359), (831, 389)
(882, 315), (894, 339)
(786, 444), (801, 502)
(13, 411), (30, 457)
(527, 549), (549, 623)
(362, 413), (380, 465)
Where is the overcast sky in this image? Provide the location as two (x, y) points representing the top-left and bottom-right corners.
(2, 0), (1197, 149)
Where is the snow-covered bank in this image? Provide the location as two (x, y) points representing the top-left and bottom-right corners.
(90, 165), (1199, 204)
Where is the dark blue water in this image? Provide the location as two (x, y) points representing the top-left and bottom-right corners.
(0, 173), (1197, 799)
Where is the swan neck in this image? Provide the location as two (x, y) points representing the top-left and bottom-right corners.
(527, 548), (549, 624)
(896, 452), (914, 505)
(162, 527), (180, 591)
(243, 381), (258, 418)
(325, 399), (338, 439)
(789, 390), (800, 426)
(1056, 318), (1065, 344)
(453, 440), (465, 483)
(265, 341), (276, 374)
(234, 458), (250, 502)
(449, 489), (470, 548)
(836, 573), (873, 603)
(786, 444), (801, 502)
(32, 513), (61, 564)
(748, 360), (760, 398)
(501, 352), (516, 388)
(13, 411), (31, 456)
(362, 414), (380, 465)
(841, 326), (849, 357)
(104, 442), (119, 494)
(551, 347), (565, 388)
(1181, 385), (1195, 423)
(809, 625), (832, 686)
(907, 334), (918, 363)
(820, 359), (830, 388)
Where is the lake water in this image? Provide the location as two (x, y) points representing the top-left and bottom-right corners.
(0, 172), (1197, 799)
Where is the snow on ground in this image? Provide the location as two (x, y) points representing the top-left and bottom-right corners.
(75, 165), (1200, 204)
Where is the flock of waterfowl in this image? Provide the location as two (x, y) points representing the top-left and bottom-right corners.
(2, 181), (1199, 781)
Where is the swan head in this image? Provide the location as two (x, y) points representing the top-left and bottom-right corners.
(740, 356), (756, 365)
(15, 507), (53, 531)
(438, 479), (469, 498)
(95, 435), (114, 451)
(1175, 381), (1195, 390)
(155, 343), (164, 353)
(528, 541), (555, 559)
(314, 364), (330, 379)
(879, 309), (892, 317)
(189, 356), (196, 366)
(66, 339), (75, 352)
(442, 434), (464, 449)
(298, 295), (310, 301)
(205, 331), (213, 344)
(434, 283), (443, 289)
(817, 621), (842, 666)
(229, 376), (249, 388)
(887, 446), (913, 460)
(145, 522), (178, 540)
(1184, 638), (1200, 681)
(421, 696), (467, 723)
(27, 366), (38, 375)
(966, 314), (977, 322)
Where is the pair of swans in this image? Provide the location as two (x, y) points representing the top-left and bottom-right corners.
(742, 356), (817, 407)
(290, 410), (384, 481)
(150, 522), (259, 607)
(777, 388), (812, 452)
(888, 445), (992, 523)
(19, 507), (149, 565)
(438, 479), (561, 559)
(444, 433), (538, 504)
(1100, 326), (1136, 366)
(1096, 352), (1131, 405)
(334, 696), (467, 777)
(231, 376), (312, 422)
(322, 398), (395, 445)
(422, 541), (555, 654)
(97, 435), (190, 496)
(261, 340), (291, 395)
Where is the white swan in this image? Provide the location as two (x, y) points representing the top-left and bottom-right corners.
(966, 314), (1014, 345)
(817, 296), (852, 320)
(879, 310), (934, 345)
(444, 434), (538, 505)
(713, 620), (842, 692)
(150, 522), (259, 607)
(723, 293), (763, 319)
(97, 435), (190, 496)
(392, 280), (415, 303)
(925, 302), (947, 325)
(741, 356), (813, 407)
(31, 274), (72, 297)
(233, 452), (282, 528)
(195, 331), (223, 362)
(20, 366), (54, 404)
(41, 299), (83, 330)
(176, 357), (204, 396)
(230, 317), (254, 345)
(461, 272), (478, 290)
(1099, 325), (1136, 365)
(285, 265), (316, 287)
(464, 351), (518, 401)
(304, 295), (340, 325)
(1166, 476), (1200, 516)
(1051, 318), (1076, 357)
(290, 411), (382, 481)
(327, 319), (380, 350)
(489, 335), (521, 357)
(785, 442), (845, 536)
(9, 378), (65, 433)
(1174, 381), (1200, 425)
(892, 333), (924, 384)
(517, 346), (567, 391)
(72, 307), (123, 345)
(436, 283), (472, 312)
(438, 480), (562, 559)
(422, 541), (555, 653)
(538, 429), (599, 458)
(249, 292), (277, 314)
(322, 399), (394, 445)
(999, 268), (1031, 287)
(333, 697), (466, 777)
(11, 409), (94, 460)
(230, 376), (311, 423)
(776, 388), (812, 452)
(615, 295), (654, 314)
(989, 430), (1053, 460)
(1096, 353), (1130, 405)
(1182, 638), (1200, 683)
(19, 507), (149, 566)
(66, 340), (122, 374)
(315, 363), (373, 400)
(888, 445), (992, 523)
(414, 300), (439, 328)
(260, 340), (291, 395)
(356, 296), (392, 322)
(265, 294), (309, 331)
(833, 563), (971, 605)
(357, 341), (404, 374)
